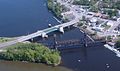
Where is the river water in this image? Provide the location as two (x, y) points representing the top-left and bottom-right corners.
(0, 0), (120, 71)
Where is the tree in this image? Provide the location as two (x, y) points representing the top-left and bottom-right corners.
(0, 43), (61, 66)
(115, 40), (120, 48)
(47, 0), (54, 10)
(73, 0), (90, 5)
(90, 5), (99, 12)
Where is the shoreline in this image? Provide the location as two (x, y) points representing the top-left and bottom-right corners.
(53, 16), (62, 24)
(75, 26), (95, 42)
(76, 25), (104, 41)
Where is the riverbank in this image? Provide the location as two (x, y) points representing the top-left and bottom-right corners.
(76, 24), (105, 41)
(0, 43), (61, 66)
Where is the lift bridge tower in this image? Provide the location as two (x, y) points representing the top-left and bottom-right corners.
(83, 32), (88, 47)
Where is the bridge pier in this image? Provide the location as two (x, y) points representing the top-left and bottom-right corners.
(59, 26), (64, 33)
(28, 38), (34, 42)
(83, 32), (88, 47)
(41, 32), (48, 38)
(53, 34), (58, 50)
(67, 26), (71, 29)
(31, 38), (34, 42)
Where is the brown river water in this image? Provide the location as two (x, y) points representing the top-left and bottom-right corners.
(0, 61), (73, 71)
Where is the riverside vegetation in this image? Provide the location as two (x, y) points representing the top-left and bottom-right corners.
(0, 37), (11, 43)
(0, 43), (61, 66)
(47, 0), (63, 18)
(47, 0), (69, 19)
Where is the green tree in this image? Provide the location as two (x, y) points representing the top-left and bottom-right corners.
(0, 43), (61, 66)
(115, 40), (120, 48)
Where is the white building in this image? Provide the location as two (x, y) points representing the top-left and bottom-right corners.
(89, 17), (98, 27)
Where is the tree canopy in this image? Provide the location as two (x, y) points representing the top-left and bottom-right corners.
(0, 43), (61, 66)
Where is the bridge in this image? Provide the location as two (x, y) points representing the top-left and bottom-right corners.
(0, 18), (79, 49)
(40, 38), (105, 50)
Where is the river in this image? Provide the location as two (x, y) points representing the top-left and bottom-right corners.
(0, 0), (120, 71)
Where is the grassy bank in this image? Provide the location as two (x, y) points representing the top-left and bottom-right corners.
(0, 43), (61, 66)
(0, 37), (13, 43)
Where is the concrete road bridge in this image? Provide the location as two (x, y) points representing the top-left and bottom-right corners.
(0, 18), (79, 49)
